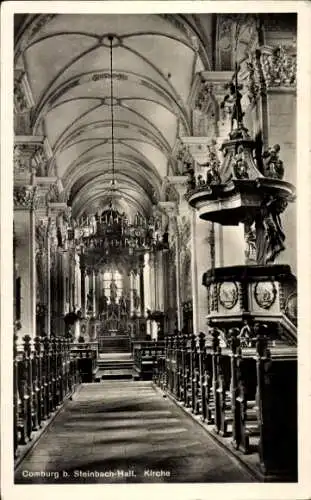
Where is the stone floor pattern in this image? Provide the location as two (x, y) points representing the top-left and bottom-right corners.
(15, 381), (255, 483)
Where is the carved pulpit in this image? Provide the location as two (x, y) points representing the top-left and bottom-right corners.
(186, 74), (297, 347)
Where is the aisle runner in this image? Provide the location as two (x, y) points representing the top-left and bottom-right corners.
(15, 381), (254, 483)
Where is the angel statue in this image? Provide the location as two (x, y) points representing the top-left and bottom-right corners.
(233, 145), (249, 179)
(262, 144), (284, 180)
(256, 197), (287, 265)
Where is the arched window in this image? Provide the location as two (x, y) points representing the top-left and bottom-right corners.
(102, 267), (123, 301)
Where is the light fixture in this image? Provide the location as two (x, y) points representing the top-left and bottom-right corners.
(108, 35), (116, 190)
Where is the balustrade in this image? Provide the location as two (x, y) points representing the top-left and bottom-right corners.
(153, 326), (297, 481)
(14, 335), (80, 459)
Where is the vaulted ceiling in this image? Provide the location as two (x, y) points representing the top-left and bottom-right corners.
(15, 14), (213, 219)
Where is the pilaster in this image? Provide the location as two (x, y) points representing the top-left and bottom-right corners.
(14, 185), (37, 340)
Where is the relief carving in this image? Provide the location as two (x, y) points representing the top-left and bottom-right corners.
(47, 183), (61, 203)
(13, 185), (37, 209)
(14, 74), (28, 113)
(14, 143), (48, 177)
(239, 45), (297, 104)
(261, 45), (296, 88)
(176, 143), (194, 174)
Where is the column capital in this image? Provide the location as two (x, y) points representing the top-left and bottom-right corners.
(165, 176), (189, 200)
(188, 71), (232, 109)
(34, 177), (58, 217)
(14, 135), (52, 180)
(188, 71), (237, 139)
(158, 201), (177, 218)
(48, 201), (70, 220)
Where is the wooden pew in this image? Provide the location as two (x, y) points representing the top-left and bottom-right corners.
(255, 326), (297, 480)
(132, 341), (165, 380)
(70, 342), (98, 383)
(230, 328), (259, 453)
(14, 335), (80, 459)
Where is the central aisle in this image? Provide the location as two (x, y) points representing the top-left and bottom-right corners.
(15, 381), (255, 483)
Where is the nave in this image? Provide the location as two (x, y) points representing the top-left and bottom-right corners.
(15, 381), (254, 484)
(12, 11), (298, 488)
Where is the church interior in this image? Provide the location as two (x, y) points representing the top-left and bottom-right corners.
(12, 12), (298, 484)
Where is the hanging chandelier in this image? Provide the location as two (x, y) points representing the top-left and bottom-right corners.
(71, 36), (168, 257)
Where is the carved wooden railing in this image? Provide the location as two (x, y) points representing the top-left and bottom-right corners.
(14, 335), (80, 459)
(154, 327), (297, 482)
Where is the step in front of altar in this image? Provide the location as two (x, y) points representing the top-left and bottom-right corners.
(96, 352), (134, 380)
(98, 334), (131, 353)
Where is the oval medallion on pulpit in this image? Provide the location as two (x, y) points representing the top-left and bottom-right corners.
(254, 281), (277, 309)
(218, 281), (238, 309)
(285, 292), (297, 323)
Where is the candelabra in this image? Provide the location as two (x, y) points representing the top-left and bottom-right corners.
(69, 204), (168, 256)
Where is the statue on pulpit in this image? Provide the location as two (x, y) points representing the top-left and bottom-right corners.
(221, 81), (244, 133)
(256, 197), (287, 265)
(110, 279), (118, 302)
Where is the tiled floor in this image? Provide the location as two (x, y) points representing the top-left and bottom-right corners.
(15, 381), (255, 484)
